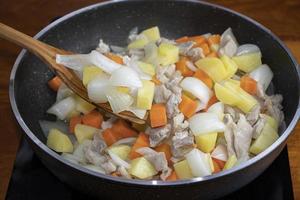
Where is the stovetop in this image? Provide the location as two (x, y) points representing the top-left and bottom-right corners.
(5, 138), (294, 200)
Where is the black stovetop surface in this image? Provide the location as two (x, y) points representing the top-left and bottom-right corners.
(5, 138), (294, 200)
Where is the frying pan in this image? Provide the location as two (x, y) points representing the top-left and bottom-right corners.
(8, 0), (300, 199)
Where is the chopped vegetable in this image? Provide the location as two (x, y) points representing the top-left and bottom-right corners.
(176, 57), (194, 77)
(129, 157), (157, 179)
(105, 53), (124, 65)
(106, 88), (134, 113)
(128, 38), (149, 49)
(47, 129), (73, 153)
(154, 143), (172, 163)
(151, 76), (161, 85)
(129, 133), (150, 159)
(185, 148), (212, 177)
(249, 64), (273, 91)
(193, 69), (213, 89)
(69, 115), (82, 134)
(204, 94), (218, 111)
(206, 51), (218, 58)
(47, 96), (76, 120)
(195, 57), (228, 82)
(220, 55), (238, 79)
(82, 66), (103, 86)
(87, 73), (110, 103)
(48, 76), (62, 91)
(102, 128), (121, 146)
(137, 80), (155, 110)
(110, 66), (142, 88)
(137, 61), (155, 76)
(232, 52), (262, 72)
(158, 43), (179, 66)
(74, 124), (98, 144)
(174, 159), (194, 179)
(166, 171), (178, 181)
(207, 34), (221, 46)
(189, 113), (225, 135)
(175, 36), (189, 43)
(75, 95), (96, 114)
(197, 42), (210, 56)
(108, 145), (131, 160)
(189, 35), (206, 46)
(207, 102), (224, 120)
(211, 144), (228, 162)
(223, 155), (237, 170)
(195, 132), (218, 153)
(178, 94), (197, 118)
(150, 104), (167, 128)
(240, 76), (257, 95)
(141, 26), (160, 42)
(82, 110), (103, 129)
(111, 119), (137, 138)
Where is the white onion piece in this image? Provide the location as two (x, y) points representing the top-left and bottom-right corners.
(83, 164), (105, 174)
(235, 44), (261, 56)
(144, 42), (159, 66)
(106, 88), (134, 113)
(109, 66), (142, 88)
(127, 60), (152, 80)
(107, 150), (131, 169)
(220, 28), (238, 47)
(87, 74), (110, 103)
(47, 96), (76, 120)
(249, 64), (273, 91)
(180, 77), (212, 107)
(207, 102), (224, 120)
(219, 28), (238, 57)
(90, 50), (123, 74)
(56, 54), (92, 71)
(126, 106), (147, 119)
(56, 83), (73, 102)
(186, 61), (198, 72)
(195, 100), (206, 112)
(185, 149), (212, 177)
(211, 144), (228, 161)
(188, 113), (225, 135)
(112, 137), (137, 146)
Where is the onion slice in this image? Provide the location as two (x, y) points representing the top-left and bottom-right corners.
(185, 148), (212, 177)
(188, 113), (225, 135)
(106, 88), (134, 113)
(87, 74), (110, 103)
(207, 102), (224, 120)
(47, 96), (76, 120)
(235, 44), (261, 56)
(56, 54), (92, 71)
(211, 144), (228, 162)
(90, 50), (123, 74)
(107, 150), (131, 169)
(249, 64), (273, 91)
(126, 106), (147, 119)
(56, 83), (73, 102)
(109, 66), (142, 88)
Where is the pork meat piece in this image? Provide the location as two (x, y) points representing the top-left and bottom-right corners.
(147, 124), (171, 147)
(223, 114), (237, 157)
(171, 130), (194, 158)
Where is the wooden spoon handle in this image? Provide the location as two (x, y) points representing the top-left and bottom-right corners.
(0, 22), (56, 59)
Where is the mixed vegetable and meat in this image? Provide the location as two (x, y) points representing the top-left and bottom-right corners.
(43, 26), (284, 181)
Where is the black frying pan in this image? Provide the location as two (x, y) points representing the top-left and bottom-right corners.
(8, 0), (300, 199)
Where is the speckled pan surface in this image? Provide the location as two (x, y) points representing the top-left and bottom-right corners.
(9, 0), (300, 199)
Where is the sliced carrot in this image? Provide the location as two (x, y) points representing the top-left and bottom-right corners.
(193, 69), (213, 89)
(69, 115), (82, 134)
(207, 34), (221, 46)
(166, 171), (178, 181)
(179, 94), (198, 118)
(175, 36), (189, 43)
(111, 119), (137, 138)
(150, 104), (167, 128)
(204, 94), (218, 111)
(105, 53), (124, 65)
(129, 133), (150, 159)
(212, 158), (226, 170)
(197, 42), (210, 56)
(212, 159), (222, 174)
(189, 35), (206, 46)
(206, 51), (218, 58)
(82, 110), (103, 129)
(48, 76), (62, 91)
(155, 143), (172, 163)
(151, 76), (161, 85)
(102, 128), (121, 146)
(176, 56), (194, 77)
(240, 75), (257, 95)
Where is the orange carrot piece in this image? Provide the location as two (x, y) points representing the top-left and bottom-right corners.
(48, 76), (62, 91)
(155, 143), (172, 163)
(129, 133), (150, 159)
(111, 172), (120, 177)
(112, 119), (137, 138)
(207, 34), (221, 46)
(175, 56), (194, 77)
(189, 35), (206, 46)
(212, 159), (222, 174)
(151, 76), (161, 85)
(105, 53), (124, 65)
(193, 69), (213, 89)
(212, 158), (226, 170)
(102, 128), (121, 146)
(198, 42), (210, 56)
(69, 115), (82, 134)
(204, 94), (218, 111)
(175, 36), (189, 43)
(240, 76), (257, 95)
(82, 110), (103, 129)
(206, 51), (218, 58)
(179, 94), (198, 118)
(150, 104), (167, 128)
(166, 171), (178, 181)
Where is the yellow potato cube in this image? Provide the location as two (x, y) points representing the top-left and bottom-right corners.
(220, 55), (238, 79)
(129, 157), (157, 179)
(174, 159), (194, 179)
(214, 83), (241, 106)
(137, 80), (155, 110)
(128, 38), (149, 49)
(195, 57), (228, 82)
(232, 52), (262, 72)
(75, 96), (96, 114)
(47, 129), (73, 153)
(195, 132), (218, 153)
(141, 26), (160, 42)
(261, 114), (278, 130)
(158, 43), (179, 66)
(82, 66), (102, 86)
(137, 61), (155, 76)
(74, 124), (98, 144)
(108, 145), (131, 160)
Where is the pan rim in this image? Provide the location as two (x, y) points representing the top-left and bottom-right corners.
(9, 0), (300, 186)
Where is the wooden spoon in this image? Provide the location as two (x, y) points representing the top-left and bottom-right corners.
(0, 22), (147, 124)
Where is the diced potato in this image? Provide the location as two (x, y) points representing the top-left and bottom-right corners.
(261, 114), (278, 130)
(158, 43), (179, 66)
(195, 57), (227, 82)
(47, 129), (73, 153)
(82, 66), (102, 86)
(223, 155), (237, 170)
(141, 26), (160, 42)
(227, 78), (240, 86)
(108, 145), (131, 160)
(232, 52), (262, 72)
(137, 80), (155, 110)
(137, 61), (155, 76)
(250, 123), (279, 155)
(75, 96), (96, 114)
(129, 157), (157, 179)
(74, 124), (98, 144)
(174, 159), (194, 179)
(220, 55), (238, 79)
(128, 38), (149, 49)
(214, 83), (241, 106)
(195, 132), (218, 153)
(116, 86), (130, 94)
